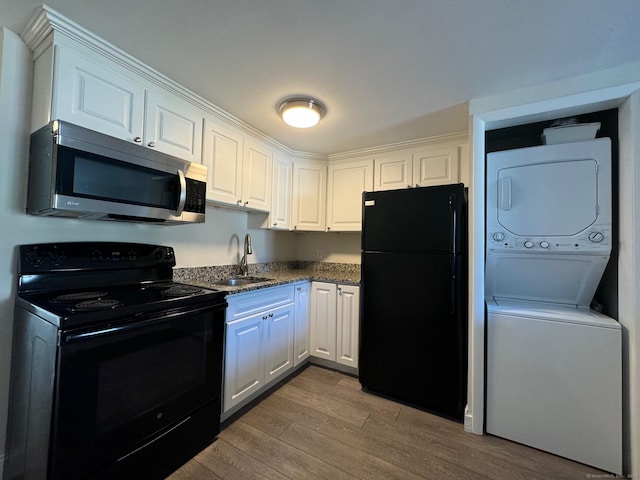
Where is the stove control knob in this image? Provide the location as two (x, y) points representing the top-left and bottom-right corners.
(524, 240), (534, 249)
(588, 231), (604, 243)
(540, 241), (550, 249)
(492, 232), (505, 242)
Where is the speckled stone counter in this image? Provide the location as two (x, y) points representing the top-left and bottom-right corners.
(173, 261), (360, 294)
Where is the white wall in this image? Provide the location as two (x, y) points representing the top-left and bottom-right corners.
(0, 28), (298, 476)
(295, 232), (361, 263)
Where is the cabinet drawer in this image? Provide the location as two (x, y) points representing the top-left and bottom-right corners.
(226, 285), (295, 322)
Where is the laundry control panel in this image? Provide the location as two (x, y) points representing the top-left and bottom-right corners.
(487, 227), (611, 253)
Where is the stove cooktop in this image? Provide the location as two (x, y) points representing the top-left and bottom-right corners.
(17, 281), (226, 329)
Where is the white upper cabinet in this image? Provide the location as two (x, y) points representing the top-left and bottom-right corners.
(144, 91), (203, 163)
(291, 160), (327, 231)
(37, 45), (204, 163)
(413, 145), (460, 187)
(371, 142), (466, 191)
(269, 152), (292, 230)
(242, 137), (273, 211)
(46, 45), (145, 142)
(326, 158), (373, 231)
(202, 121), (273, 211)
(202, 117), (244, 204)
(373, 151), (413, 191)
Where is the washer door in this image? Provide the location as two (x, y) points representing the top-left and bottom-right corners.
(497, 159), (598, 237)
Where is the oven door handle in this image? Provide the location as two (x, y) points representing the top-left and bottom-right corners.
(64, 304), (225, 344)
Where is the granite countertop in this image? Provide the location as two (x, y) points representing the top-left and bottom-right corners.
(173, 261), (360, 295)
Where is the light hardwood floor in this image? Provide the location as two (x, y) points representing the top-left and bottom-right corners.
(167, 365), (606, 479)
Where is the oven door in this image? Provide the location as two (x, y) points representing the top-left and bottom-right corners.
(50, 304), (224, 480)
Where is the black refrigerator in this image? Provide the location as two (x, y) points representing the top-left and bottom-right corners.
(359, 184), (467, 421)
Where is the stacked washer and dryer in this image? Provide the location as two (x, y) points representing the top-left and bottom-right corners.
(485, 137), (622, 475)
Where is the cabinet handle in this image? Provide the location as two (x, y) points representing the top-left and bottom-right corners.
(327, 227), (331, 231)
(273, 223), (278, 227)
(244, 201), (249, 205)
(262, 315), (267, 320)
(415, 184), (419, 188)
(147, 141), (156, 147)
(268, 313), (273, 318)
(133, 137), (142, 143)
(407, 184), (411, 188)
(297, 287), (301, 291)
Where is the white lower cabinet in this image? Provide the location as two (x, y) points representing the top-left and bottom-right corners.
(224, 283), (310, 417)
(310, 282), (360, 368)
(294, 282), (311, 366)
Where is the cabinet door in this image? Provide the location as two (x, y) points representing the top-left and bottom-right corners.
(413, 146), (459, 187)
(326, 159), (373, 232)
(202, 118), (244, 204)
(53, 46), (145, 142)
(310, 282), (337, 361)
(374, 152), (413, 191)
(294, 283), (311, 366)
(224, 314), (265, 412)
(270, 153), (292, 229)
(242, 138), (272, 211)
(336, 284), (360, 368)
(264, 304), (295, 384)
(291, 161), (327, 231)
(144, 91), (203, 163)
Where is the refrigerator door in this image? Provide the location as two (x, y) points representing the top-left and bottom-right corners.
(359, 250), (467, 420)
(362, 184), (465, 254)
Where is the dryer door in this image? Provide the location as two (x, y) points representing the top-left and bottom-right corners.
(497, 159), (598, 237)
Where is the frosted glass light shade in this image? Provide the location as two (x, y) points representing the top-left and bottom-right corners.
(279, 98), (325, 128)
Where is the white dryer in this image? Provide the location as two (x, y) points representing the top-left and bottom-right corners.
(484, 138), (622, 474)
(485, 138), (612, 305)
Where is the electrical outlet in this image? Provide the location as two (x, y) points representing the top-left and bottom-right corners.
(316, 249), (323, 259)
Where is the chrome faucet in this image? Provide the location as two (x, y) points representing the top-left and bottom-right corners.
(239, 233), (252, 276)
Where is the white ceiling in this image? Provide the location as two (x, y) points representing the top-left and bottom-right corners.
(2, 1), (640, 154)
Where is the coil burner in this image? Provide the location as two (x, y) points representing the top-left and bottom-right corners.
(160, 285), (203, 297)
(71, 298), (120, 311)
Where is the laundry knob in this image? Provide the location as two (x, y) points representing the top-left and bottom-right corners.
(492, 232), (505, 242)
(524, 240), (534, 249)
(588, 232), (604, 243)
(540, 241), (550, 249)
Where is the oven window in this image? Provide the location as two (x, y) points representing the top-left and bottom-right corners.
(57, 146), (178, 208)
(96, 331), (203, 435)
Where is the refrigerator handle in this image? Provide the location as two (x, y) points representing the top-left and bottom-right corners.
(449, 193), (457, 315)
(450, 255), (456, 315)
(449, 194), (457, 255)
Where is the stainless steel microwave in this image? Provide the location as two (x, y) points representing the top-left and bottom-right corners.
(27, 120), (207, 225)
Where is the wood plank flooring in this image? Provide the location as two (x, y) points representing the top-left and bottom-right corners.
(167, 365), (606, 480)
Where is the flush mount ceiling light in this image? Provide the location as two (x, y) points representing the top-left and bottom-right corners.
(279, 98), (325, 128)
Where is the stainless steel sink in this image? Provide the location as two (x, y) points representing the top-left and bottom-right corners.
(214, 277), (270, 286)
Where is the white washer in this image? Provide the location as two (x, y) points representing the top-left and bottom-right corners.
(486, 298), (622, 475)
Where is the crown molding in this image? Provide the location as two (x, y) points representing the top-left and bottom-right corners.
(19, 6), (467, 163)
(19, 6), (298, 155)
(328, 130), (468, 162)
